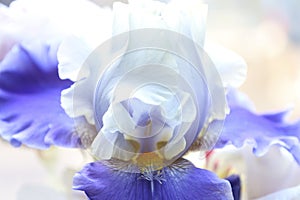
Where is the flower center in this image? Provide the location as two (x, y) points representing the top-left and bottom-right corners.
(134, 151), (164, 172)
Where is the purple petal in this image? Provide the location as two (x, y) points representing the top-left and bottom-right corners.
(217, 90), (300, 164)
(0, 40), (82, 149)
(225, 175), (241, 200)
(73, 159), (233, 200)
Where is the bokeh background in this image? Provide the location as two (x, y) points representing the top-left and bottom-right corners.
(1, 0), (300, 199)
(205, 0), (300, 121)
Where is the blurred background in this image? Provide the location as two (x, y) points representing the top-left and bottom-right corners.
(205, 0), (300, 121)
(0, 0), (300, 199)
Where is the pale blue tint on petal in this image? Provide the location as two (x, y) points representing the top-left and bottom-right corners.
(66, 29), (226, 168)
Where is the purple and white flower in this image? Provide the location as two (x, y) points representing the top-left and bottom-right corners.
(1, 0), (299, 199)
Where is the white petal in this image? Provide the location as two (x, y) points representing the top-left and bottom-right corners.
(246, 146), (300, 199)
(128, 0), (166, 30)
(163, 0), (207, 46)
(204, 42), (247, 88)
(0, 2), (58, 60)
(93, 104), (142, 161)
(9, 0), (112, 41)
(61, 82), (95, 124)
(164, 137), (186, 160)
(109, 103), (136, 134)
(91, 130), (118, 160)
(203, 144), (300, 200)
(112, 2), (130, 35)
(57, 36), (92, 81)
(255, 185), (300, 200)
(91, 105), (137, 161)
(113, 0), (207, 46)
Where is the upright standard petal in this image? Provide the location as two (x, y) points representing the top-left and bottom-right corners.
(0, 40), (82, 148)
(73, 159), (233, 200)
(204, 43), (247, 88)
(216, 90), (300, 164)
(59, 28), (227, 170)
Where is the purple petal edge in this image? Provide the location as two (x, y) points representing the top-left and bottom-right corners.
(0, 40), (82, 149)
(217, 89), (300, 164)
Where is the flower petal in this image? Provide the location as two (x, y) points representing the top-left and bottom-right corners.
(204, 43), (247, 88)
(254, 184), (300, 200)
(216, 90), (300, 164)
(113, 0), (207, 46)
(225, 175), (241, 200)
(0, 40), (82, 148)
(205, 144), (300, 199)
(0, 0), (112, 60)
(73, 159), (233, 200)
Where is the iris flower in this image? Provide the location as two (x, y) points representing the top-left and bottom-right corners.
(1, 0), (300, 199)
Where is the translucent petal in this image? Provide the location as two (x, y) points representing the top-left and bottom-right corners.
(204, 43), (247, 88)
